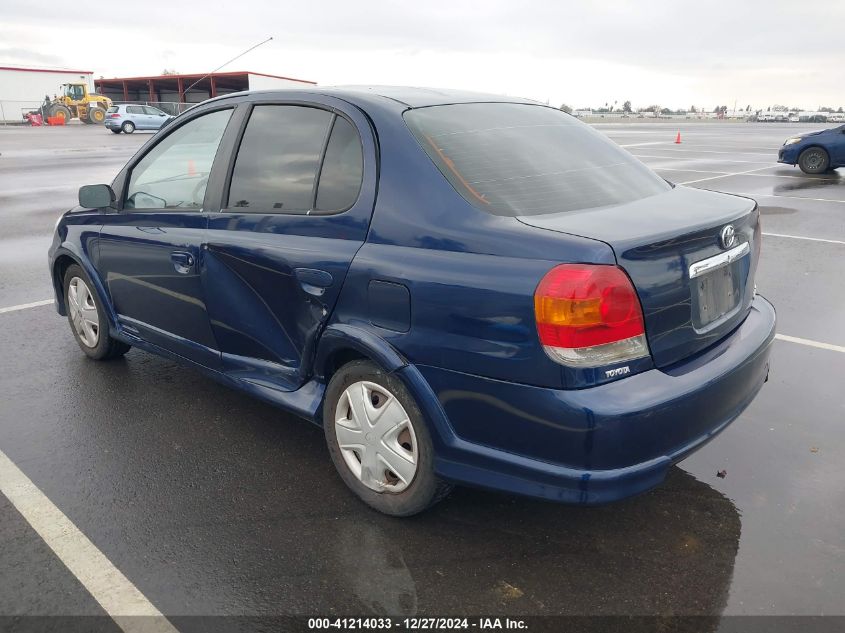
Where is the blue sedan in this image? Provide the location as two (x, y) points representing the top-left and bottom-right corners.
(48, 87), (775, 516)
(778, 124), (845, 173)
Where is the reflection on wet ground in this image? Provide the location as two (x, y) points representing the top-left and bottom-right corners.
(328, 469), (740, 616)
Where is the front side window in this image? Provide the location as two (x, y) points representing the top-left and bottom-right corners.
(405, 103), (671, 216)
(227, 105), (333, 213)
(125, 108), (232, 210)
(144, 106), (165, 116)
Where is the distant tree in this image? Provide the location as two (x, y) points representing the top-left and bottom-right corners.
(839, 107), (844, 113)
(819, 106), (835, 113)
(690, 105), (698, 113)
(559, 103), (573, 114)
(161, 69), (179, 76)
(660, 108), (672, 115)
(622, 100), (632, 113)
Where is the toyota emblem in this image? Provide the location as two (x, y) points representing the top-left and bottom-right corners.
(719, 225), (736, 249)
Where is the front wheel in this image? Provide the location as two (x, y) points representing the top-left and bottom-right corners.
(323, 360), (452, 516)
(63, 264), (130, 360)
(798, 147), (830, 174)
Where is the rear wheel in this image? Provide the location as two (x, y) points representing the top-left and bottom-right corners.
(88, 106), (106, 124)
(121, 121), (135, 134)
(63, 264), (130, 360)
(323, 360), (452, 516)
(798, 147), (830, 174)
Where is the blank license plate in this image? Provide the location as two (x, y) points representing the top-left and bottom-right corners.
(695, 263), (741, 327)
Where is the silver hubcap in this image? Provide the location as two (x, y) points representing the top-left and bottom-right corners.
(67, 277), (99, 348)
(335, 381), (418, 493)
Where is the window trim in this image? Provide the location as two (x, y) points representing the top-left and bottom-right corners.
(119, 104), (237, 213)
(221, 101), (364, 217)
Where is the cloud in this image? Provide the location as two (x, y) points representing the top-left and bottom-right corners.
(1, 0), (843, 109)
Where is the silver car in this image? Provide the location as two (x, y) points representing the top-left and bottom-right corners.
(105, 104), (173, 134)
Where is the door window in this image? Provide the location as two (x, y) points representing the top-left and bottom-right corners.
(143, 106), (165, 116)
(227, 105), (333, 213)
(126, 105), (145, 115)
(125, 108), (232, 210)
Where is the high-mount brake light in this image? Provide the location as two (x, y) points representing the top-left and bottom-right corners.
(534, 264), (650, 368)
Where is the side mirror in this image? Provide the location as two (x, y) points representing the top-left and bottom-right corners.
(79, 184), (116, 209)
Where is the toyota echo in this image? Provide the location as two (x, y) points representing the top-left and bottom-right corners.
(48, 87), (776, 516)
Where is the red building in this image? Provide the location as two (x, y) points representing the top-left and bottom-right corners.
(94, 70), (316, 111)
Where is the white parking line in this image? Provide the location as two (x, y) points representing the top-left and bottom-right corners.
(753, 193), (845, 204)
(632, 153), (772, 164)
(0, 449), (179, 633)
(0, 299), (53, 315)
(619, 141), (671, 148)
(776, 334), (845, 354)
(676, 166), (776, 185)
(763, 232), (845, 245)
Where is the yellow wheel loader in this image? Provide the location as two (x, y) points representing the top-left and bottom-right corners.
(46, 83), (112, 124)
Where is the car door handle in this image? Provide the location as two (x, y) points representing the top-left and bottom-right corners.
(295, 268), (333, 296)
(171, 251), (195, 274)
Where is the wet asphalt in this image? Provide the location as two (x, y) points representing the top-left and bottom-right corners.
(0, 121), (843, 624)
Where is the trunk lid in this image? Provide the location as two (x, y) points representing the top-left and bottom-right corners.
(518, 186), (760, 368)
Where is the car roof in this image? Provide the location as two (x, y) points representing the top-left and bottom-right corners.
(204, 85), (541, 110)
(323, 86), (541, 108)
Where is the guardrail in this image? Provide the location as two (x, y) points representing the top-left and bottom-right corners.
(110, 101), (197, 116)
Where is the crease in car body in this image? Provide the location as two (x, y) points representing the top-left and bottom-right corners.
(49, 86), (776, 516)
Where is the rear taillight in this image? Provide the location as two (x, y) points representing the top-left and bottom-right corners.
(108, 113), (121, 118)
(534, 264), (650, 368)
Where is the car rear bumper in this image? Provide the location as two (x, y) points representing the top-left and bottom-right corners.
(403, 295), (776, 504)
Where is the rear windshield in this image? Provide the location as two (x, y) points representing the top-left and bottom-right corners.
(404, 103), (670, 216)
(107, 106), (118, 113)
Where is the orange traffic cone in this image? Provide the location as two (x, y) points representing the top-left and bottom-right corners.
(187, 159), (197, 176)
(675, 132), (682, 144)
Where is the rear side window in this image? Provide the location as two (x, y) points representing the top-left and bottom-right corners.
(107, 106), (118, 113)
(227, 105), (363, 214)
(404, 103), (670, 216)
(228, 105), (332, 213)
(315, 116), (363, 213)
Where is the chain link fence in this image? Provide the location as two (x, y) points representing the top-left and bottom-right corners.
(1, 99), (196, 124)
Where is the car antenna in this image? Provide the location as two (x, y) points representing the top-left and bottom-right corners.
(180, 36), (274, 101)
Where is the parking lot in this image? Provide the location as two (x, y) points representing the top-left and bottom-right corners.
(1, 121), (844, 629)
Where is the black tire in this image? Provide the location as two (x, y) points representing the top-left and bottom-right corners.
(798, 147), (830, 174)
(88, 106), (106, 124)
(323, 360), (452, 516)
(110, 129), (121, 134)
(121, 121), (135, 134)
(63, 264), (131, 361)
(48, 104), (72, 123)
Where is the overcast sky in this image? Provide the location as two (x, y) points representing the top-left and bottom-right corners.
(2, 0), (842, 110)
